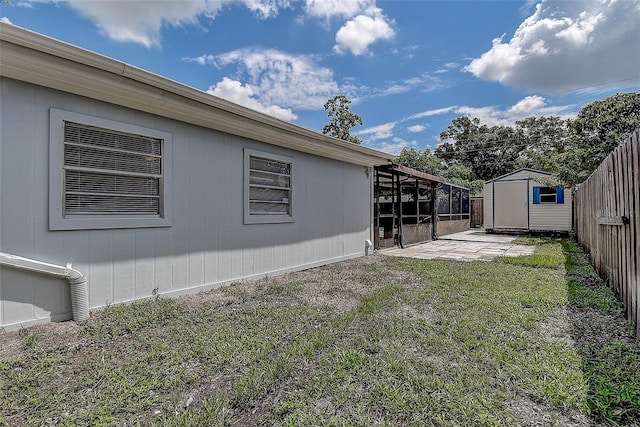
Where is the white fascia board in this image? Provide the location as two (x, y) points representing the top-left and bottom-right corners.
(0, 23), (394, 167)
(0, 22), (125, 75)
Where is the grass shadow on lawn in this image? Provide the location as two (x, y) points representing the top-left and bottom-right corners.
(561, 239), (640, 426)
(498, 236), (640, 426)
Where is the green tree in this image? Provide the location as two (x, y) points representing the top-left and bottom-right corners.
(432, 91), (639, 187)
(322, 94), (363, 144)
(395, 147), (445, 176)
(560, 91), (640, 186)
(441, 164), (484, 196)
(395, 147), (484, 195)
(437, 117), (520, 181)
(514, 116), (570, 173)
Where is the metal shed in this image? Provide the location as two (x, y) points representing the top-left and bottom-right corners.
(484, 168), (572, 233)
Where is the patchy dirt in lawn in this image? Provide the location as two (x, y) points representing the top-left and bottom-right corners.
(569, 307), (635, 349)
(0, 255), (406, 355)
(506, 396), (594, 427)
(0, 321), (86, 360)
(1, 249), (637, 426)
(537, 307), (576, 347)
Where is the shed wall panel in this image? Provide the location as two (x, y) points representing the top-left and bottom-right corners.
(0, 78), (373, 329)
(528, 180), (572, 231)
(483, 183), (493, 229)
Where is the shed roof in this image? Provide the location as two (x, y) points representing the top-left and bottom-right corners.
(0, 23), (394, 167)
(485, 168), (553, 183)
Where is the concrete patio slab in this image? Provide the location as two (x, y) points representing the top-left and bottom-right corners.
(379, 229), (535, 262)
(439, 229), (520, 243)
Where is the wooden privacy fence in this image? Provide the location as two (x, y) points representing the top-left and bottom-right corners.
(574, 129), (639, 334)
(470, 197), (484, 228)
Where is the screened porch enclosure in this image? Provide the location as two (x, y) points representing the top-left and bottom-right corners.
(374, 164), (470, 249)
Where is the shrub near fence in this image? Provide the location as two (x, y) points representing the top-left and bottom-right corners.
(574, 129), (640, 334)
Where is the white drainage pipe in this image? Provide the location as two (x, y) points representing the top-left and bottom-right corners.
(365, 239), (374, 255)
(0, 252), (89, 322)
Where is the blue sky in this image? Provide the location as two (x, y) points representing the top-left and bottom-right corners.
(2, 0), (639, 154)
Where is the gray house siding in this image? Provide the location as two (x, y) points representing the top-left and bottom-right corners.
(1, 77), (373, 330)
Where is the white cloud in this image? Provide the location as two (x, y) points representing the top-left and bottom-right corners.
(379, 74), (446, 96)
(408, 107), (457, 120)
(357, 122), (397, 141)
(357, 108), (454, 144)
(206, 48), (339, 110)
(454, 105), (511, 127)
(63, 0), (223, 47)
(0, 17), (13, 24)
(455, 96), (575, 126)
(391, 44), (419, 60)
(56, 0), (293, 47)
(366, 137), (417, 156)
(40, 0), (393, 52)
(435, 62), (459, 74)
(334, 8), (395, 55)
(240, 0), (291, 18)
(358, 96), (577, 147)
(183, 54), (217, 66)
(465, 0), (640, 93)
(302, 1), (395, 56)
(407, 124), (426, 133)
(208, 77), (297, 121)
(382, 81), (416, 95)
(340, 73), (447, 103)
(507, 95), (546, 116)
(304, 0), (373, 19)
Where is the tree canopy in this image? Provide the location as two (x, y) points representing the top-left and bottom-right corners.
(395, 147), (484, 195)
(559, 91), (640, 185)
(436, 117), (521, 181)
(394, 148), (445, 176)
(396, 91), (639, 191)
(322, 95), (363, 144)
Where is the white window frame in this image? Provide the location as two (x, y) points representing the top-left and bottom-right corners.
(244, 148), (294, 224)
(539, 186), (557, 204)
(49, 109), (173, 230)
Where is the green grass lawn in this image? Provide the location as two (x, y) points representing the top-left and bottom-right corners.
(1, 238), (638, 426)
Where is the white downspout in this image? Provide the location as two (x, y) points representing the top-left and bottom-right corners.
(0, 252), (89, 322)
(368, 165), (375, 255)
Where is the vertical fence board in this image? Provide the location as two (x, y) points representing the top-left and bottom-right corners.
(632, 132), (640, 331)
(623, 142), (633, 319)
(615, 147), (624, 307)
(470, 197), (484, 228)
(574, 129), (640, 335)
(620, 145), (628, 316)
